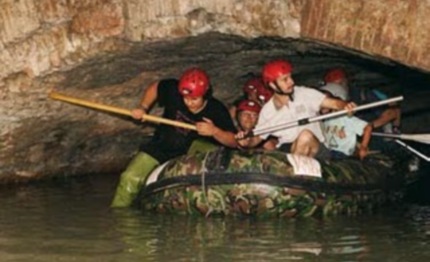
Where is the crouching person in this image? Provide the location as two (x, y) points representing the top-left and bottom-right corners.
(236, 99), (277, 150)
(111, 68), (237, 207)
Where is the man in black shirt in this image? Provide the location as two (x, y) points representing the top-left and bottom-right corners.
(111, 67), (237, 207)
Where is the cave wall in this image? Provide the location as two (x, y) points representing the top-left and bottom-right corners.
(1, 0), (429, 182)
(1, 0), (429, 84)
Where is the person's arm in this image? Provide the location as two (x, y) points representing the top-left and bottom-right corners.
(196, 118), (238, 148)
(371, 107), (400, 129)
(262, 137), (278, 150)
(320, 97), (356, 114)
(131, 81), (159, 119)
(358, 123), (372, 160)
(235, 131), (263, 148)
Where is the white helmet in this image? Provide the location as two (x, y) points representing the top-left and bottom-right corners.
(320, 83), (349, 100)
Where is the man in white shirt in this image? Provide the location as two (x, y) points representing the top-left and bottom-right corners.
(237, 59), (355, 159)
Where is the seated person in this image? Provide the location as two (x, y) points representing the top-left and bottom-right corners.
(320, 90), (373, 160)
(237, 59), (356, 159)
(229, 76), (273, 120)
(351, 88), (401, 134)
(236, 99), (278, 150)
(320, 67), (401, 134)
(111, 67), (237, 208)
(321, 68), (350, 101)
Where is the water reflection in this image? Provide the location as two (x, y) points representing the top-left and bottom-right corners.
(0, 174), (429, 261)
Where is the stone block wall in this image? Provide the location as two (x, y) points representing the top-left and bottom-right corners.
(301, 0), (430, 71)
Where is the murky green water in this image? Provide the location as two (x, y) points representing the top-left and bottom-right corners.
(0, 174), (429, 262)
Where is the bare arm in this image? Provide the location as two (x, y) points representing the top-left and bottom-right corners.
(212, 128), (238, 148)
(358, 124), (373, 160)
(320, 97), (356, 113)
(235, 131), (263, 148)
(138, 81), (159, 110)
(320, 97), (347, 110)
(131, 81), (159, 119)
(196, 118), (238, 148)
(371, 107), (400, 129)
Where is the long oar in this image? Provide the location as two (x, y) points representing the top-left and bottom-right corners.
(372, 132), (430, 144)
(252, 96), (403, 137)
(49, 92), (197, 131)
(395, 140), (430, 162)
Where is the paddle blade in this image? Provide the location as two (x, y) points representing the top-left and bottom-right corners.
(372, 132), (430, 144)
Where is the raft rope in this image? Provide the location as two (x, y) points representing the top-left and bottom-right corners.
(201, 154), (215, 218)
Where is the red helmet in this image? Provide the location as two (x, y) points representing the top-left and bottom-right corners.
(237, 99), (262, 114)
(242, 77), (265, 94)
(256, 84), (274, 103)
(324, 68), (346, 83)
(178, 68), (209, 97)
(262, 59), (293, 85)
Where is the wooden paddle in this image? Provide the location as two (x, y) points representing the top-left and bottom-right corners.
(49, 91), (197, 131)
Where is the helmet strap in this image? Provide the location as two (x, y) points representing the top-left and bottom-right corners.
(273, 83), (294, 101)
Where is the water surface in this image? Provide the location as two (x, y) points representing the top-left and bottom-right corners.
(0, 174), (429, 262)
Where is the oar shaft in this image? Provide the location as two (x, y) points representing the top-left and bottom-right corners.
(395, 140), (430, 162)
(310, 96), (403, 123)
(253, 96), (403, 137)
(142, 114), (196, 130)
(49, 92), (197, 131)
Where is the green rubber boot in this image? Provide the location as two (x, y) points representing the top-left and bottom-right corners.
(187, 139), (218, 155)
(111, 152), (159, 208)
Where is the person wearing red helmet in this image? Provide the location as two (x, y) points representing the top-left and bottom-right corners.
(112, 67), (237, 207)
(236, 99), (277, 150)
(229, 76), (274, 120)
(237, 59), (356, 159)
(241, 77), (274, 103)
(320, 68), (349, 101)
(319, 90), (373, 160)
(324, 67), (401, 149)
(236, 99), (261, 131)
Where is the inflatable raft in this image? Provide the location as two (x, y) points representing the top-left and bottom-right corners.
(137, 148), (418, 218)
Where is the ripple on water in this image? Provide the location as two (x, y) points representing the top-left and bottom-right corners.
(0, 174), (429, 261)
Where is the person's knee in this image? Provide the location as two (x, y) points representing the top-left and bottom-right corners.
(296, 129), (318, 144)
(293, 130), (320, 157)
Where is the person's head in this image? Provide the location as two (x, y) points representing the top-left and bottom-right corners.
(242, 77), (273, 105)
(262, 59), (295, 96)
(242, 77), (264, 102)
(178, 67), (209, 113)
(255, 83), (274, 104)
(321, 68), (349, 100)
(236, 99), (261, 131)
(324, 68), (347, 86)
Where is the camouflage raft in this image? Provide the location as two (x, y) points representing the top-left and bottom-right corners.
(137, 148), (417, 218)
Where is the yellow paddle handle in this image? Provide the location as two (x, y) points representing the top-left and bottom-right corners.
(49, 92), (197, 131)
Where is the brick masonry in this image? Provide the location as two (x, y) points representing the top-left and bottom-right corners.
(301, 0), (430, 71)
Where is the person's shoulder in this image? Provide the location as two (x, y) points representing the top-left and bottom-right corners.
(295, 85), (319, 92)
(208, 97), (229, 110)
(157, 78), (181, 105)
(350, 115), (368, 125)
(295, 85), (325, 97)
(259, 98), (275, 114)
(158, 78), (179, 88)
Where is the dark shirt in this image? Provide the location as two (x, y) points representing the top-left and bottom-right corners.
(350, 88), (389, 123)
(141, 78), (236, 162)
